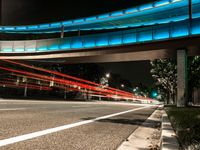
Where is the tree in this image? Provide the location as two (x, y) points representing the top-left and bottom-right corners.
(151, 56), (200, 105)
(188, 56), (200, 88)
(188, 56), (200, 102)
(150, 59), (177, 104)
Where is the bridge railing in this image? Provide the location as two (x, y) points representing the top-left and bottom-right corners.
(0, 18), (200, 53)
(1, 0), (200, 33)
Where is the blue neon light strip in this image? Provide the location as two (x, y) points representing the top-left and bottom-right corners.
(1, 0), (199, 34)
(1, 18), (200, 53)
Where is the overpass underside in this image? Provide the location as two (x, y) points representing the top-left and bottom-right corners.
(0, 36), (199, 63)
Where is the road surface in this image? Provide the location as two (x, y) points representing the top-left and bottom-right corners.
(0, 99), (156, 150)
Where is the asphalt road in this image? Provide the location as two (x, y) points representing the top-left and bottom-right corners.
(0, 99), (156, 150)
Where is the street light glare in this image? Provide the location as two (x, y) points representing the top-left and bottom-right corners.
(106, 73), (110, 78)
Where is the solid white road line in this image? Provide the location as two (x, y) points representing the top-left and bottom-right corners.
(0, 108), (27, 111)
(71, 106), (89, 108)
(0, 105), (154, 147)
(0, 99), (157, 107)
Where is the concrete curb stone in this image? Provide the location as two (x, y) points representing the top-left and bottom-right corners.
(117, 107), (162, 150)
(161, 111), (179, 150)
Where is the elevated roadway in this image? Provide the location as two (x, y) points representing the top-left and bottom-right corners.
(0, 19), (199, 61)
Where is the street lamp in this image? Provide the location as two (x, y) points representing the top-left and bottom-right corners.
(121, 84), (124, 88)
(105, 73), (110, 78)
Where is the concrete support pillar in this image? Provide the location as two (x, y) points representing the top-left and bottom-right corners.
(177, 49), (188, 107)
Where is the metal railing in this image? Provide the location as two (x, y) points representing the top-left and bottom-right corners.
(0, 18), (199, 53)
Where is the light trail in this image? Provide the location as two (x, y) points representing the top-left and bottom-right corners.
(2, 60), (133, 97)
(0, 66), (134, 99)
(0, 77), (107, 98)
(0, 81), (52, 91)
(6, 73), (116, 98)
(0, 60), (155, 102)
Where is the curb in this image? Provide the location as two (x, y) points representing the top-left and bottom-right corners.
(117, 107), (161, 150)
(161, 111), (179, 150)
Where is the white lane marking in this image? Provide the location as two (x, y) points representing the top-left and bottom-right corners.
(72, 106), (89, 108)
(0, 99), (158, 107)
(0, 107), (47, 111)
(0, 105), (153, 147)
(0, 108), (27, 111)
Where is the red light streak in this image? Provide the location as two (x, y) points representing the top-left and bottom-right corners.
(0, 60), (155, 102)
(0, 66), (134, 99)
(0, 81), (52, 91)
(2, 60), (133, 97)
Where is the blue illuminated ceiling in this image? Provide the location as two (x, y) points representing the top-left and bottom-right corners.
(0, 0), (200, 34)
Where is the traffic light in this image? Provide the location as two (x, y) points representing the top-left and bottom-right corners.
(151, 90), (158, 98)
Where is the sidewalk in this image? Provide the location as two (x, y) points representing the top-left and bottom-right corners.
(117, 108), (162, 150)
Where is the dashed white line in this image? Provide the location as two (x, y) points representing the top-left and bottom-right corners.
(0, 105), (154, 147)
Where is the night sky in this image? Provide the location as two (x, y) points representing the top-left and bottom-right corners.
(1, 0), (155, 25)
(1, 0), (155, 86)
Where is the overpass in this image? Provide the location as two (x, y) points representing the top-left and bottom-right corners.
(0, 18), (199, 56)
(0, 0), (199, 107)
